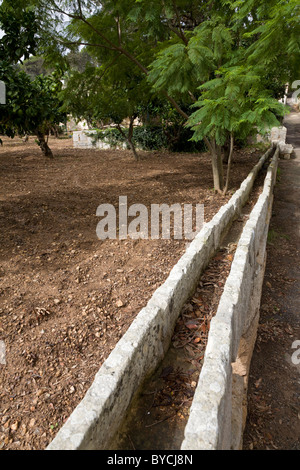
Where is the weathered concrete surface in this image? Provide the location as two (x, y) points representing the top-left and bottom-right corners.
(181, 148), (279, 450)
(270, 126), (287, 144)
(47, 147), (273, 451)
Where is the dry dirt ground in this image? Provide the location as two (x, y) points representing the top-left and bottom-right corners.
(0, 136), (263, 450)
(243, 105), (300, 450)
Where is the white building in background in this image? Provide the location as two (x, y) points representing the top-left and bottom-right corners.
(66, 115), (90, 132)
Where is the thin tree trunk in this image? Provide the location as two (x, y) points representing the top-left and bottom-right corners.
(51, 126), (59, 138)
(222, 133), (234, 196)
(222, 136), (231, 164)
(36, 131), (53, 158)
(211, 151), (221, 193)
(127, 116), (139, 161)
(127, 138), (139, 161)
(117, 120), (139, 161)
(216, 144), (224, 189)
(210, 138), (223, 194)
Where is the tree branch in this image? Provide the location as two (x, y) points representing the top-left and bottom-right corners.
(95, 53), (123, 81)
(172, 0), (189, 45)
(77, 0), (83, 18)
(50, 1), (82, 20)
(161, 0), (189, 45)
(50, 1), (189, 122)
(61, 40), (117, 51)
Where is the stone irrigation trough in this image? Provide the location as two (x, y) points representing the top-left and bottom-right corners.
(47, 145), (278, 450)
(181, 146), (279, 450)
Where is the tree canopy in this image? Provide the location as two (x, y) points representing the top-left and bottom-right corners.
(1, 0), (299, 189)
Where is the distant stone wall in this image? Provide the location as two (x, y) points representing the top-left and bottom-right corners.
(73, 130), (127, 150)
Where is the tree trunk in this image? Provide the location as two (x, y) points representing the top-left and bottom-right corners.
(36, 131), (53, 158)
(117, 119), (139, 161)
(127, 116), (139, 161)
(208, 138), (224, 194)
(127, 138), (139, 161)
(222, 136), (231, 164)
(51, 126), (59, 138)
(222, 133), (234, 196)
(216, 144), (224, 188)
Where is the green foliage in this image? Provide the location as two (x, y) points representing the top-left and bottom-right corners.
(245, 0), (300, 83)
(0, 64), (66, 143)
(2, 0), (298, 178)
(19, 56), (50, 79)
(60, 66), (98, 127)
(133, 126), (168, 151)
(90, 123), (206, 153)
(0, 0), (38, 64)
(148, 42), (199, 96)
(90, 125), (168, 151)
(90, 128), (127, 148)
(188, 65), (288, 146)
(60, 52), (153, 126)
(147, 18), (234, 98)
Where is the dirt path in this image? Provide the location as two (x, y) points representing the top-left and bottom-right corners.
(243, 102), (300, 450)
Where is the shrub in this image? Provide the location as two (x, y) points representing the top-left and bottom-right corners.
(90, 124), (206, 152)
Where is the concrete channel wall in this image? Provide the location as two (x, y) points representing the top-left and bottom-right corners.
(181, 147), (279, 450)
(47, 146), (275, 451)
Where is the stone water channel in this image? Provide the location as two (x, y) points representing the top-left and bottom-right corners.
(47, 146), (277, 450)
(108, 173), (266, 450)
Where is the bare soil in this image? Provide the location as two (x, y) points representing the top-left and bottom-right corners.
(0, 136), (262, 450)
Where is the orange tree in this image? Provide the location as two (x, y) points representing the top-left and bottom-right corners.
(0, 64), (66, 157)
(0, 1), (67, 156)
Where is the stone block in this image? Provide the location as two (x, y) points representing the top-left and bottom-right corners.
(278, 141), (293, 155)
(270, 126), (287, 143)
